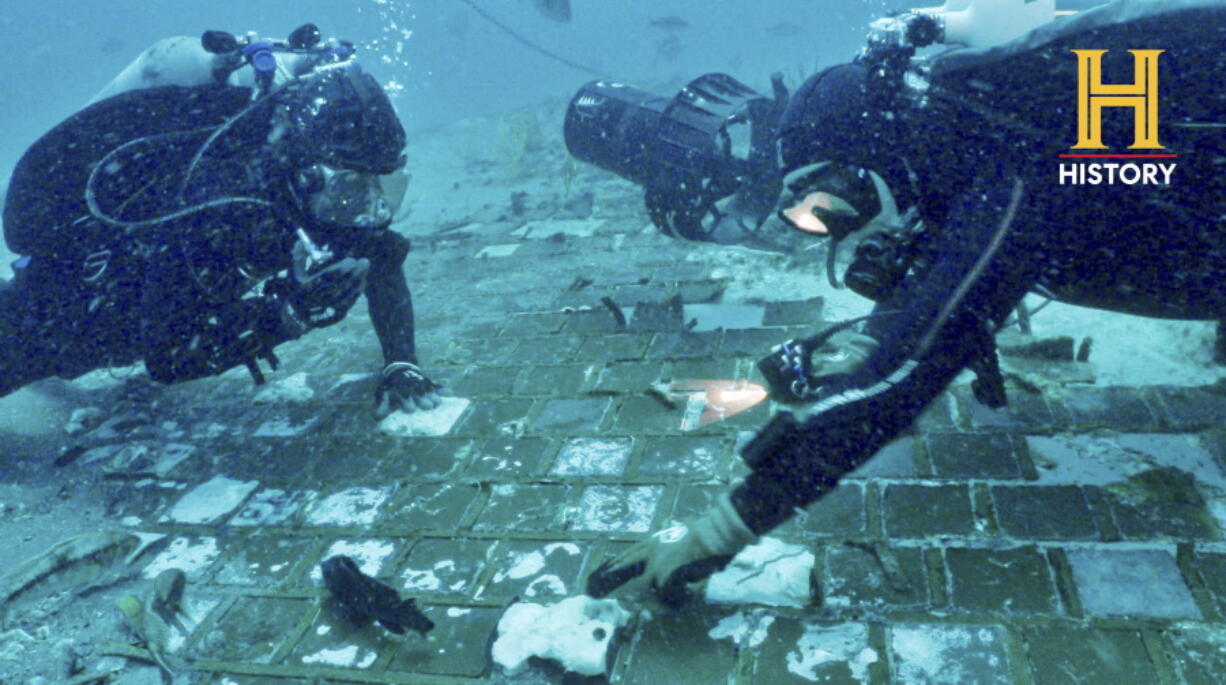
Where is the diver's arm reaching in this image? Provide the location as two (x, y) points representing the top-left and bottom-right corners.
(357, 228), (447, 416)
(735, 176), (1037, 532)
(360, 229), (417, 365)
(589, 175), (1042, 605)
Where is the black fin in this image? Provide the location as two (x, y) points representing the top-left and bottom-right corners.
(380, 597), (434, 636)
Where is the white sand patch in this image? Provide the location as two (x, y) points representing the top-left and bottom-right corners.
(891, 624), (1005, 684)
(253, 372), (314, 404)
(706, 537), (815, 608)
(305, 487), (390, 526)
(1210, 496), (1226, 535)
(402, 567), (442, 592)
(690, 245), (872, 321)
(309, 539), (397, 584)
(161, 476), (258, 524)
(230, 489), (317, 527)
(492, 596), (630, 676)
(301, 645), (377, 668)
(491, 543), (581, 596)
(494, 550), (546, 583)
(378, 397), (470, 437)
(1026, 297), (1224, 386)
(573, 485), (661, 532)
(709, 610), (775, 649)
(551, 438), (632, 476)
(684, 303), (766, 332)
(152, 443), (197, 477)
(143, 537), (220, 579)
(476, 243), (521, 258)
(525, 574), (568, 597)
(78, 444), (121, 467)
(0, 385), (76, 437)
(544, 542), (581, 556)
(252, 416), (313, 437)
(193, 422), (229, 439)
(787, 622), (877, 682)
(64, 407), (104, 436)
(326, 373), (372, 393)
(166, 595), (219, 652)
(513, 219), (604, 239)
(400, 559), (464, 593)
(1028, 433), (1223, 487)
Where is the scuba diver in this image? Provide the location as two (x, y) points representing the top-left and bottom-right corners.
(0, 25), (446, 416)
(584, 0), (1226, 606)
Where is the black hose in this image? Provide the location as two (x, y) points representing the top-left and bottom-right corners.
(458, 0), (604, 77)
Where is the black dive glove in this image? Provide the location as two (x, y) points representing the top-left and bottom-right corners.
(284, 241), (370, 330)
(586, 492), (757, 608)
(374, 361), (450, 417)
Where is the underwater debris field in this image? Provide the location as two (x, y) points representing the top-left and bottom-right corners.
(0, 102), (1225, 684)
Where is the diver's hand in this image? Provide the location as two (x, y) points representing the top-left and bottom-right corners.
(374, 361), (450, 417)
(288, 242), (369, 329)
(586, 493), (756, 608)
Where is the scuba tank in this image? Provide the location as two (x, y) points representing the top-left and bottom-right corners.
(89, 24), (351, 104)
(916, 0), (1056, 49)
(864, 0), (1057, 60)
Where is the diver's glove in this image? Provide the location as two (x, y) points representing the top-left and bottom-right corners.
(374, 361), (450, 417)
(759, 330), (879, 403)
(586, 492), (757, 608)
(286, 242), (369, 329)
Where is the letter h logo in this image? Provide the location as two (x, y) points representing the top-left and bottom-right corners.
(1071, 49), (1164, 150)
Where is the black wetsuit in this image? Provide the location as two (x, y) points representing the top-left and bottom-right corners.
(0, 83), (419, 396)
(734, 1), (1226, 533)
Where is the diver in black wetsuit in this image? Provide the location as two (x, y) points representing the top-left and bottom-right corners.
(586, 0), (1226, 606)
(0, 36), (445, 416)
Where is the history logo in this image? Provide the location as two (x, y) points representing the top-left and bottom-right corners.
(1059, 49), (1176, 185)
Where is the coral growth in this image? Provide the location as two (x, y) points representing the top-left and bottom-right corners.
(494, 111), (543, 181)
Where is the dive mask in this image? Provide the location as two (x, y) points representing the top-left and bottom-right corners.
(294, 163), (409, 229)
(777, 162), (885, 240)
(778, 161), (905, 294)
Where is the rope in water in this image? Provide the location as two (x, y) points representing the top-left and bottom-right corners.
(458, 0), (604, 77)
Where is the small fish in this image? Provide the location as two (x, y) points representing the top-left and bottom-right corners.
(150, 568), (191, 635)
(765, 20), (804, 37)
(530, 0), (571, 22)
(321, 555), (434, 636)
(649, 15), (689, 32)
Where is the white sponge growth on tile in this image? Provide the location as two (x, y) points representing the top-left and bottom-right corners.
(378, 397), (470, 437)
(492, 595), (630, 676)
(705, 537), (816, 608)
